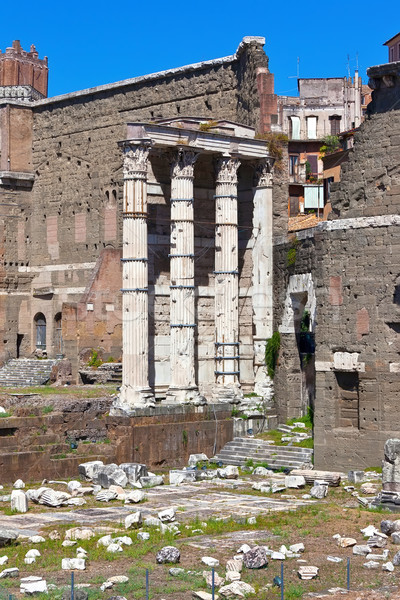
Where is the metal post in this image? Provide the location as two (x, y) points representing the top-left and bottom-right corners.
(281, 561), (284, 600)
(347, 557), (350, 591)
(212, 567), (215, 600)
(146, 568), (149, 600)
(71, 571), (74, 600)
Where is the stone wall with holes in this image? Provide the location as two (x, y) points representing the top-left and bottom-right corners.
(0, 38), (283, 387)
(272, 108), (400, 470)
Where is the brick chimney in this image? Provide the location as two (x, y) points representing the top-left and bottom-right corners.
(0, 40), (48, 97)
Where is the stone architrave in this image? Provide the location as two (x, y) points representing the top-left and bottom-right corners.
(214, 156), (241, 401)
(166, 149), (204, 404)
(111, 142), (155, 413)
(252, 159), (274, 400)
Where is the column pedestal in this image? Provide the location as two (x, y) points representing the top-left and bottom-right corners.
(166, 149), (205, 405)
(213, 156), (242, 403)
(111, 142), (155, 415)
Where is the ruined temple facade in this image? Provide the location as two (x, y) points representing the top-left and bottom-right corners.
(0, 37), (285, 404)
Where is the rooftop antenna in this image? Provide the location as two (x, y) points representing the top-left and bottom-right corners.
(355, 52), (359, 72)
(347, 54), (351, 78)
(288, 56), (300, 79)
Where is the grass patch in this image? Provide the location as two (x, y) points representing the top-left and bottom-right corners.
(0, 411), (12, 418)
(42, 405), (54, 414)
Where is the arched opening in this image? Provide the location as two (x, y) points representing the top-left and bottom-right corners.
(34, 313), (46, 350)
(54, 312), (63, 357)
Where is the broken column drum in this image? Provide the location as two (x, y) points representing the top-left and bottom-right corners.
(167, 149), (201, 403)
(214, 157), (241, 400)
(113, 142), (154, 411)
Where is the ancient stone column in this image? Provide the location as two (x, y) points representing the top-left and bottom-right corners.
(252, 159), (274, 400)
(166, 149), (205, 404)
(214, 156), (241, 401)
(111, 142), (154, 413)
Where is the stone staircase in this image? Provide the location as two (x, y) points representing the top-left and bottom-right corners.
(213, 436), (313, 470)
(0, 358), (59, 387)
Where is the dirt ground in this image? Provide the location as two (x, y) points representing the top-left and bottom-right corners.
(0, 472), (399, 600)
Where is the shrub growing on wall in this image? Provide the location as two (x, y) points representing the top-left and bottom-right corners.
(265, 332), (281, 379)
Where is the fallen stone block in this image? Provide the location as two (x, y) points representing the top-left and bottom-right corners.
(125, 512), (142, 529)
(217, 466), (239, 480)
(201, 556), (219, 567)
(158, 508), (176, 522)
(298, 566), (319, 580)
(242, 546), (268, 569)
(192, 592), (219, 600)
(0, 529), (18, 547)
(140, 475), (164, 488)
(61, 558), (85, 570)
(95, 464), (128, 489)
(188, 453), (208, 467)
(285, 476), (306, 489)
(219, 581), (255, 597)
(0, 567), (19, 578)
(20, 576), (47, 594)
(65, 527), (95, 541)
(169, 470), (196, 485)
(156, 546), (180, 564)
(348, 470), (365, 484)
(78, 460), (104, 481)
(291, 469), (341, 486)
(10, 490), (28, 513)
(119, 463), (148, 485)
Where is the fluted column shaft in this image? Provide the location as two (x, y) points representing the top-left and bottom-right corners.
(252, 160), (274, 395)
(113, 142), (154, 412)
(214, 157), (241, 396)
(167, 150), (199, 403)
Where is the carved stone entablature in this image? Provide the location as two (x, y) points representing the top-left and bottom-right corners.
(215, 157), (240, 184)
(254, 158), (274, 187)
(122, 143), (151, 179)
(170, 149), (199, 179)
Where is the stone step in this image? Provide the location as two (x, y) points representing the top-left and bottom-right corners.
(0, 358), (58, 387)
(214, 436), (313, 470)
(217, 450), (312, 463)
(225, 438), (313, 454)
(218, 444), (312, 456)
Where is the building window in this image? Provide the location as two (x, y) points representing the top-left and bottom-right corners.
(289, 155), (299, 177)
(335, 372), (360, 428)
(398, 43), (400, 60)
(329, 115), (341, 136)
(289, 116), (301, 140)
(390, 46), (394, 62)
(54, 312), (63, 356)
(306, 116), (317, 139)
(34, 313), (46, 350)
(307, 154), (318, 176)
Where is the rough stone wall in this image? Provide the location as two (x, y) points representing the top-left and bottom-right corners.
(272, 110), (400, 469)
(0, 400), (233, 482)
(273, 235), (316, 422)
(329, 111), (400, 219)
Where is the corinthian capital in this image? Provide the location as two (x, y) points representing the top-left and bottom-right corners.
(122, 143), (151, 179)
(215, 157), (240, 184)
(254, 158), (274, 187)
(170, 149), (199, 179)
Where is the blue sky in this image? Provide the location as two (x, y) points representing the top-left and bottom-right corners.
(0, 0), (396, 98)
